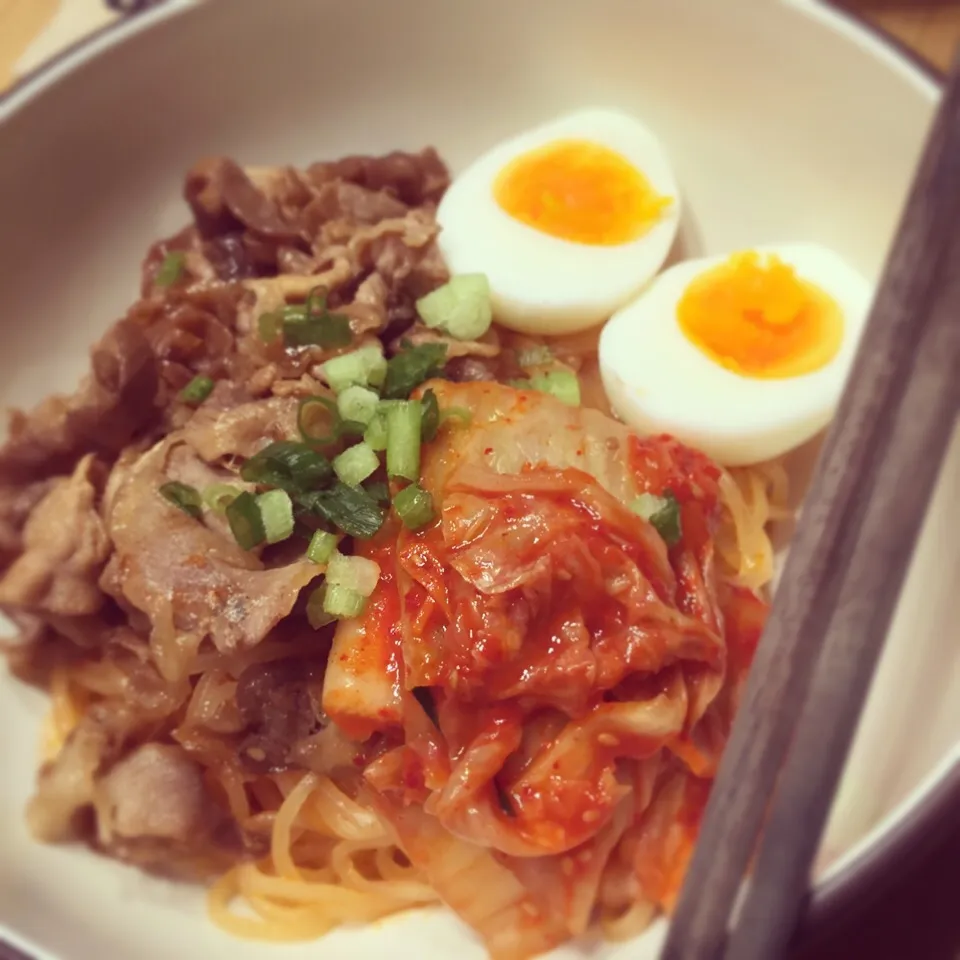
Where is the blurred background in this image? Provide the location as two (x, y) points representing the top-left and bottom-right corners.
(0, 0), (957, 958)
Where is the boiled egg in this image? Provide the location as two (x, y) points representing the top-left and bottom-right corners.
(599, 244), (873, 466)
(437, 108), (680, 335)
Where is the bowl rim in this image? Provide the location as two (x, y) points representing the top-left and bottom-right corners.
(0, 0), (951, 956)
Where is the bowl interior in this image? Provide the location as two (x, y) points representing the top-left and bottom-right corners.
(0, 1), (953, 958)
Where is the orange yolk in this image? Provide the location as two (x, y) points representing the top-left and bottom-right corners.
(676, 251), (844, 379)
(493, 139), (671, 246)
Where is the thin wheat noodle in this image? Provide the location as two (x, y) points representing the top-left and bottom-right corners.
(272, 772), (319, 880)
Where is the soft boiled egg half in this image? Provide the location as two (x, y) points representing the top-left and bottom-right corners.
(599, 244), (873, 466)
(437, 108), (681, 335)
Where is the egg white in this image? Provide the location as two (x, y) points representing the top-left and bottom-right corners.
(436, 108), (681, 336)
(598, 243), (874, 466)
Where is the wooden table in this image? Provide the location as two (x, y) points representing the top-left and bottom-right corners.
(0, 2), (957, 960)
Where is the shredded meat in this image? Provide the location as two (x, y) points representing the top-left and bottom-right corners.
(0, 455), (109, 618)
(95, 743), (217, 845)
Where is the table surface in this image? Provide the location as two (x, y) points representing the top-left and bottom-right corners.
(0, 1), (958, 959)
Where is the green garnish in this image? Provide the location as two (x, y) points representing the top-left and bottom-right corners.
(256, 489), (295, 544)
(337, 385), (380, 426)
(363, 409), (388, 451)
(322, 345), (387, 393)
(156, 251), (186, 288)
(306, 585), (337, 628)
(299, 482), (384, 539)
(240, 441), (332, 493)
(382, 342), (448, 399)
(159, 481), (202, 519)
(528, 369), (581, 407)
(321, 583), (367, 619)
(306, 530), (338, 565)
(385, 400), (422, 482)
(332, 442), (380, 487)
(178, 375), (215, 406)
(202, 483), (241, 515)
(416, 274), (492, 341)
(226, 491), (266, 550)
(326, 552), (381, 597)
(282, 288), (352, 349)
(393, 482), (435, 531)
(420, 388), (440, 443)
(363, 480), (390, 504)
(630, 490), (683, 547)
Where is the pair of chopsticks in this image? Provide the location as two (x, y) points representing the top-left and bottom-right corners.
(660, 52), (960, 960)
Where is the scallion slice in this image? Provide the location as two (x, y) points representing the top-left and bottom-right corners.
(333, 442), (380, 486)
(156, 251), (186, 288)
(202, 483), (241, 515)
(282, 288), (352, 349)
(337, 385), (380, 425)
(393, 482), (435, 530)
(529, 369), (581, 407)
(386, 400), (422, 481)
(420, 388), (440, 443)
(306, 585), (336, 628)
(382, 342), (448, 399)
(363, 480), (390, 504)
(299, 482), (384, 539)
(322, 583), (368, 619)
(159, 481), (202, 519)
(306, 530), (338, 565)
(326, 552), (381, 597)
(179, 375), (215, 406)
(256, 489), (295, 544)
(241, 440), (332, 493)
(416, 274), (492, 341)
(322, 345), (387, 393)
(630, 490), (682, 546)
(226, 491), (266, 550)
(258, 311), (283, 343)
(363, 409), (388, 451)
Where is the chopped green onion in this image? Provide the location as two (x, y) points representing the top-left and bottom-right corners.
(416, 274), (492, 341)
(306, 585), (337, 628)
(156, 251), (186, 288)
(258, 311), (283, 343)
(299, 482), (384, 539)
(337, 385), (380, 426)
(322, 583), (368, 619)
(306, 530), (338, 564)
(420, 388), (440, 443)
(202, 483), (241, 514)
(363, 409), (388, 451)
(241, 441), (332, 493)
(382, 342), (448, 399)
(179, 375), (214, 406)
(226, 491), (266, 550)
(393, 482), (435, 530)
(333, 442), (380, 486)
(326, 552), (381, 597)
(298, 396), (341, 447)
(159, 481), (202, 519)
(440, 406), (472, 427)
(529, 369), (581, 407)
(363, 480), (390, 504)
(282, 288), (353, 349)
(256, 489), (295, 544)
(517, 345), (554, 369)
(630, 490), (683, 547)
(386, 401), (422, 482)
(322, 345), (387, 393)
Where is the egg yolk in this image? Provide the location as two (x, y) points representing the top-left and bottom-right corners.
(677, 252), (844, 379)
(493, 139), (672, 246)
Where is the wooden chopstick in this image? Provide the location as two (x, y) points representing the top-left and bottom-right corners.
(660, 51), (960, 960)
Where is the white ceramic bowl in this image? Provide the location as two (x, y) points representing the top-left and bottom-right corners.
(0, 1), (956, 958)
